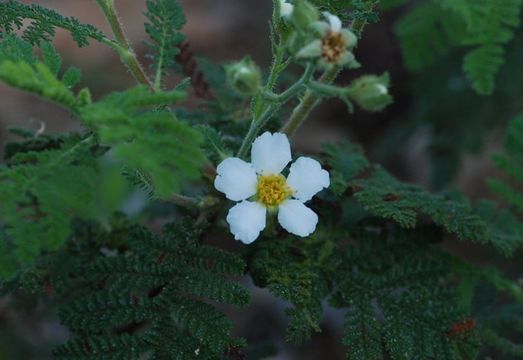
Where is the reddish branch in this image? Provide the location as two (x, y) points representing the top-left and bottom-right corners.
(176, 41), (211, 99)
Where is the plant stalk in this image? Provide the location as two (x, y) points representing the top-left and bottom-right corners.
(236, 64), (313, 159)
(95, 0), (154, 91)
(280, 66), (339, 137)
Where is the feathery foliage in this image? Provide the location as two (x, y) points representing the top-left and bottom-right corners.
(488, 114), (523, 215)
(392, 0), (523, 94)
(0, 133), (127, 279)
(248, 227), (481, 358)
(0, 35), (90, 112)
(144, 0), (186, 89)
(0, 0), (106, 46)
(79, 86), (206, 198)
(333, 233), (480, 359)
(323, 140), (523, 256)
(53, 221), (248, 360)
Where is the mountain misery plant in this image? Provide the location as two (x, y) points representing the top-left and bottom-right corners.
(0, 0), (522, 358)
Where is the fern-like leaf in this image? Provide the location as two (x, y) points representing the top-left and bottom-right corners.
(0, 135), (126, 278)
(0, 35), (89, 112)
(0, 0), (106, 46)
(79, 86), (206, 198)
(54, 222), (248, 360)
(144, 0), (186, 89)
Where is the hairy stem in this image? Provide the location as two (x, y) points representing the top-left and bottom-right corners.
(168, 194), (200, 209)
(95, 0), (154, 91)
(236, 64), (313, 159)
(281, 66), (339, 137)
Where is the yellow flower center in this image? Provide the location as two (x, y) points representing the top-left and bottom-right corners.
(257, 174), (293, 207)
(322, 30), (346, 63)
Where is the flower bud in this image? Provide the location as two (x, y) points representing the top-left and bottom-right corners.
(225, 57), (262, 96)
(349, 73), (393, 112)
(279, 0), (294, 18)
(290, 0), (319, 32)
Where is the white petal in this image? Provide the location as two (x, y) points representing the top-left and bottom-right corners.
(286, 157), (330, 202)
(310, 21), (330, 36)
(278, 200), (318, 237)
(214, 157), (257, 201)
(280, 0), (294, 17)
(296, 39), (323, 59)
(341, 29), (357, 48)
(323, 11), (342, 32)
(251, 132), (292, 174)
(226, 201), (266, 244)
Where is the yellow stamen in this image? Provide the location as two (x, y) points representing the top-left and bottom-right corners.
(257, 174), (293, 207)
(322, 30), (346, 64)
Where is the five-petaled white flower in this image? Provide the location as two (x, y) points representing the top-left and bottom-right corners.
(297, 11), (358, 69)
(214, 132), (330, 244)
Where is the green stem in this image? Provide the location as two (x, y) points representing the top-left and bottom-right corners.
(236, 64), (314, 159)
(236, 105), (277, 159)
(95, 0), (154, 91)
(168, 194), (200, 210)
(281, 66), (339, 137)
(252, 45), (286, 120)
(263, 63), (313, 102)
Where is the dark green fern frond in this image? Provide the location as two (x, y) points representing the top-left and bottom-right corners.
(323, 139), (523, 255)
(0, 0), (106, 46)
(248, 231), (335, 344)
(393, 0), (523, 94)
(0, 135), (127, 279)
(331, 231), (480, 359)
(395, 2), (465, 71)
(322, 140), (370, 195)
(54, 222), (248, 360)
(144, 0), (186, 89)
(488, 114), (523, 214)
(451, 0), (523, 94)
(79, 86), (206, 198)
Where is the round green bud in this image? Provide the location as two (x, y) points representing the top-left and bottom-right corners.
(290, 0), (319, 32)
(349, 74), (393, 112)
(225, 57), (262, 96)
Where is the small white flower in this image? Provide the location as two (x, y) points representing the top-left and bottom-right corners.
(296, 11), (358, 69)
(214, 132), (330, 244)
(279, 0), (294, 17)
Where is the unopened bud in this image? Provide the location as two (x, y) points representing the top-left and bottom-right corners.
(225, 57), (262, 96)
(349, 73), (392, 112)
(279, 0), (294, 18)
(290, 0), (319, 32)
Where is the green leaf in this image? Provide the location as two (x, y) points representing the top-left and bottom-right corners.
(144, 0), (186, 89)
(0, 0), (106, 46)
(54, 222), (248, 359)
(343, 296), (383, 360)
(62, 66), (82, 88)
(0, 135), (127, 278)
(79, 86), (206, 198)
(0, 36), (88, 113)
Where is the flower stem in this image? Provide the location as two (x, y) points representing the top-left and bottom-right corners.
(281, 66), (339, 137)
(167, 194), (200, 209)
(95, 0), (154, 91)
(236, 64), (313, 159)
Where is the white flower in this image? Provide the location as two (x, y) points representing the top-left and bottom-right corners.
(214, 132), (330, 244)
(296, 11), (358, 68)
(279, 0), (294, 17)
